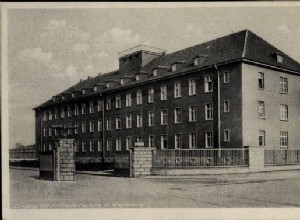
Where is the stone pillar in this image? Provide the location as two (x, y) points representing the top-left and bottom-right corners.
(249, 146), (264, 173)
(54, 139), (75, 181)
(130, 147), (154, 178)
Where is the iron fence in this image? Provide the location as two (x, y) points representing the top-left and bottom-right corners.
(152, 148), (249, 168)
(264, 149), (300, 165)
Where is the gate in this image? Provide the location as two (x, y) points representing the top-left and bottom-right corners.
(40, 151), (54, 180)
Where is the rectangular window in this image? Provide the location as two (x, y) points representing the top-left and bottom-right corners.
(161, 135), (168, 149)
(224, 71), (229, 83)
(48, 127), (52, 137)
(280, 131), (288, 148)
(43, 128), (46, 137)
(126, 136), (132, 150)
(149, 136), (155, 148)
(161, 110), (168, 125)
(258, 101), (265, 118)
(116, 138), (122, 151)
(67, 107), (71, 117)
(204, 75), (213, 92)
(75, 141), (79, 152)
(174, 82), (181, 98)
(126, 115), (132, 128)
(97, 140), (102, 152)
(49, 110), (52, 121)
(224, 129), (230, 142)
(82, 103), (86, 114)
(106, 98), (111, 110)
(160, 85), (167, 100)
(280, 77), (288, 93)
(280, 104), (288, 121)
(74, 122), (79, 134)
(189, 106), (196, 122)
(49, 143), (53, 151)
(175, 134), (182, 149)
(82, 141), (86, 152)
(74, 104), (79, 116)
(148, 111), (154, 126)
(43, 143), (46, 151)
(259, 130), (265, 146)
(89, 140), (94, 152)
(89, 101), (94, 113)
(116, 95), (121, 108)
(54, 128), (58, 136)
(98, 119), (102, 131)
(106, 118), (111, 131)
(61, 108), (65, 118)
(54, 108), (58, 119)
(224, 100), (230, 112)
(43, 112), (47, 121)
(106, 138), (112, 151)
(189, 79), (196, 95)
(148, 88), (154, 103)
(89, 120), (94, 132)
(137, 113), (143, 128)
(116, 117), (121, 129)
(137, 91), (143, 105)
(137, 136), (143, 142)
(205, 103), (213, 120)
(126, 93), (132, 107)
(97, 100), (102, 112)
(189, 133), (197, 149)
(205, 131), (213, 148)
(67, 127), (72, 135)
(82, 121), (87, 133)
(258, 72), (264, 89)
(174, 107), (182, 123)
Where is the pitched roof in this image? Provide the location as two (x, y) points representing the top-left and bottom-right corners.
(34, 29), (300, 110)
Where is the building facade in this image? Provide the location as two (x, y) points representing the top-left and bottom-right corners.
(34, 30), (300, 164)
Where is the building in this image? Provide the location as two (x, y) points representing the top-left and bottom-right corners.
(33, 30), (300, 165)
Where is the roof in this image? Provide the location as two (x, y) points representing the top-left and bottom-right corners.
(34, 29), (300, 110)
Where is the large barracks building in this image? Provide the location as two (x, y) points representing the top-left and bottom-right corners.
(34, 30), (300, 164)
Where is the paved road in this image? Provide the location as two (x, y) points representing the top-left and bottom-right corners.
(9, 168), (300, 208)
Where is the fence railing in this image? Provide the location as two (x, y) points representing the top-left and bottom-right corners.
(9, 149), (39, 160)
(264, 149), (300, 165)
(114, 151), (130, 169)
(152, 148), (249, 168)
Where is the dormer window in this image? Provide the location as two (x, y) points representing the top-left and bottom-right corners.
(71, 93), (75, 97)
(136, 74), (140, 81)
(153, 69), (158, 77)
(52, 96), (56, 102)
(194, 57), (200, 66)
(82, 89), (86, 95)
(277, 54), (283, 63)
(94, 86), (97, 92)
(106, 82), (110, 88)
(172, 64), (177, 72)
(61, 95), (65, 100)
(120, 78), (124, 85)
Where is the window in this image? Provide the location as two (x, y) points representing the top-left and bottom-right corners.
(223, 71), (229, 83)
(43, 112), (47, 121)
(189, 79), (196, 96)
(161, 110), (168, 125)
(161, 135), (168, 149)
(136, 74), (140, 81)
(106, 118), (111, 131)
(89, 120), (94, 132)
(277, 54), (283, 63)
(149, 136), (155, 148)
(205, 103), (213, 120)
(126, 136), (132, 150)
(82, 121), (87, 133)
(49, 110), (52, 121)
(67, 106), (72, 117)
(137, 91), (143, 105)
(74, 104), (79, 116)
(54, 108), (58, 119)
(49, 143), (53, 151)
(137, 136), (143, 142)
(75, 141), (79, 152)
(116, 138), (122, 151)
(82, 103), (86, 114)
(258, 72), (264, 89)
(97, 140), (102, 152)
(54, 128), (58, 136)
(48, 127), (52, 137)
(174, 82), (181, 98)
(204, 75), (213, 92)
(258, 101), (265, 118)
(106, 98), (111, 110)
(280, 131), (288, 148)
(126, 93), (132, 107)
(61, 108), (65, 118)
(174, 107), (182, 123)
(137, 113), (143, 128)
(97, 100), (102, 111)
(172, 64), (177, 72)
(82, 141), (86, 152)
(106, 82), (110, 88)
(224, 129), (230, 142)
(189, 106), (196, 122)
(43, 143), (46, 151)
(116, 95), (121, 108)
(148, 88), (154, 103)
(116, 117), (121, 129)
(280, 77), (288, 93)
(67, 127), (72, 135)
(160, 85), (167, 100)
(259, 130), (265, 146)
(126, 115), (132, 128)
(74, 122), (79, 134)
(89, 140), (94, 152)
(280, 104), (288, 121)
(43, 128), (46, 137)
(148, 111), (154, 126)
(194, 57), (200, 66)
(189, 133), (197, 149)
(106, 138), (112, 151)
(205, 131), (213, 148)
(89, 101), (94, 113)
(175, 134), (182, 149)
(98, 119), (102, 131)
(120, 79), (124, 85)
(153, 69), (158, 76)
(224, 100), (230, 113)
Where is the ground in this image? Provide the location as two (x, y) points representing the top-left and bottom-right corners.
(9, 168), (300, 208)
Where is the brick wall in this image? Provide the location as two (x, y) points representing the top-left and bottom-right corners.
(130, 147), (155, 177)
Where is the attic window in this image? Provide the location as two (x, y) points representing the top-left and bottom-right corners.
(277, 54), (283, 63)
(82, 89), (86, 95)
(136, 74), (140, 81)
(52, 97), (56, 102)
(120, 79), (124, 85)
(94, 86), (98, 92)
(153, 69), (158, 77)
(106, 82), (110, 88)
(194, 57), (200, 66)
(172, 64), (177, 72)
(61, 95), (65, 100)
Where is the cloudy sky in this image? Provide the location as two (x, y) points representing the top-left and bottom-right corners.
(6, 4), (300, 147)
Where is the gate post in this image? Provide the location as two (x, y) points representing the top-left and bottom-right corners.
(249, 146), (264, 173)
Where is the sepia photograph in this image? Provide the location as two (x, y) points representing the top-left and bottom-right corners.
(2, 2), (300, 220)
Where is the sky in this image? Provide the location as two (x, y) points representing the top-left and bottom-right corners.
(6, 4), (300, 148)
